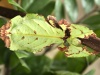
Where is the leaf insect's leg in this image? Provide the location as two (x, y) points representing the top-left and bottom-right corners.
(46, 15), (63, 30)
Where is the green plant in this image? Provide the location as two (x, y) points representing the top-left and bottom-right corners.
(0, 0), (100, 75)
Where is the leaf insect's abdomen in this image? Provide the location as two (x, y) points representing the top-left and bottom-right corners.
(0, 21), (10, 48)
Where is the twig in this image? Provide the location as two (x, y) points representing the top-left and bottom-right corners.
(75, 6), (99, 24)
(0, 6), (26, 18)
(79, 35), (100, 52)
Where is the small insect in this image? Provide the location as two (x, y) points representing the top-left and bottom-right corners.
(0, 14), (99, 57)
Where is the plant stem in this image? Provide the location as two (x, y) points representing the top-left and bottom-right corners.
(0, 6), (26, 18)
(79, 35), (100, 52)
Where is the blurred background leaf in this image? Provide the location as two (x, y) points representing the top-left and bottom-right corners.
(64, 0), (78, 22)
(95, 0), (100, 6)
(54, 71), (80, 75)
(20, 0), (55, 17)
(11, 54), (52, 75)
(50, 51), (97, 74)
(81, 14), (100, 37)
(15, 51), (30, 59)
(0, 17), (7, 26)
(81, 0), (94, 13)
(8, 0), (26, 12)
(54, 0), (65, 20)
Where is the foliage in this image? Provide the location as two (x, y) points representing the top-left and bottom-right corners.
(0, 0), (100, 75)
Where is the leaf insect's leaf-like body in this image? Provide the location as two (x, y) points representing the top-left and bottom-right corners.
(5, 14), (67, 53)
(0, 14), (98, 57)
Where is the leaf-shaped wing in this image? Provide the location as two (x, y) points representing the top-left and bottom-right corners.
(6, 14), (66, 53)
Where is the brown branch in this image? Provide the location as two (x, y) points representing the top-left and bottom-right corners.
(0, 6), (26, 18)
(79, 35), (100, 52)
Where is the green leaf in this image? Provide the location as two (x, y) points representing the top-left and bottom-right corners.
(15, 51), (30, 58)
(9, 52), (20, 69)
(81, 14), (100, 37)
(0, 40), (8, 64)
(7, 14), (66, 53)
(20, 0), (34, 11)
(51, 52), (97, 73)
(10, 52), (31, 72)
(8, 0), (26, 12)
(20, 0), (54, 16)
(10, 53), (31, 74)
(81, 0), (94, 13)
(55, 71), (80, 75)
(11, 61), (31, 75)
(94, 29), (100, 37)
(21, 0), (51, 12)
(24, 54), (51, 75)
(19, 59), (31, 73)
(55, 0), (65, 20)
(38, 1), (55, 17)
(84, 69), (95, 75)
(0, 18), (7, 26)
(11, 54), (51, 75)
(95, 0), (100, 6)
(64, 0), (78, 22)
(81, 14), (100, 26)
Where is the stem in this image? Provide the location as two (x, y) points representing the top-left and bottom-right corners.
(75, 6), (99, 24)
(0, 6), (26, 18)
(79, 35), (100, 52)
